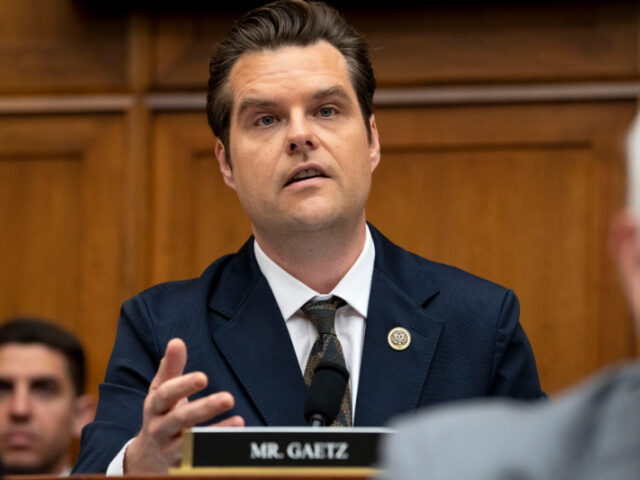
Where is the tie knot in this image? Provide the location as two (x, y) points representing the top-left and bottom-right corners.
(301, 296), (346, 334)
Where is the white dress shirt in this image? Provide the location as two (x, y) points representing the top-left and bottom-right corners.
(106, 226), (375, 474)
(253, 225), (374, 410)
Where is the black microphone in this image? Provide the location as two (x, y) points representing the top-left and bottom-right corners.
(304, 361), (350, 427)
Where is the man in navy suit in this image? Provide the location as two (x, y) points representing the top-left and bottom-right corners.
(73, 0), (543, 474)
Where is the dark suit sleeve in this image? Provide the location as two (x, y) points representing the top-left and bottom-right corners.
(73, 295), (162, 473)
(488, 289), (545, 399)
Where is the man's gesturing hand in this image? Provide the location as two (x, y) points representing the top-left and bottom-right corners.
(124, 338), (245, 473)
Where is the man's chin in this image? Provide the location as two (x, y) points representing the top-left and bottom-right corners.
(5, 464), (46, 475)
(2, 453), (58, 475)
(287, 207), (351, 231)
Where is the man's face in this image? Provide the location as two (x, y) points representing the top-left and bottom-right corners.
(0, 343), (79, 474)
(216, 40), (380, 238)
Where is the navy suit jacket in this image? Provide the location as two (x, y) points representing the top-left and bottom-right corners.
(73, 225), (543, 472)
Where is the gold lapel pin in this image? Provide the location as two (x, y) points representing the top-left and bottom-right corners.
(387, 327), (411, 351)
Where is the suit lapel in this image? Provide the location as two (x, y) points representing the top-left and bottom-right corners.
(207, 228), (444, 427)
(208, 239), (307, 426)
(355, 227), (443, 426)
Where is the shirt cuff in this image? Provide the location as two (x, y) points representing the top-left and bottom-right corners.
(106, 438), (134, 475)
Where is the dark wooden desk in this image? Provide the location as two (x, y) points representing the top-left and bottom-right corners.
(7, 470), (375, 479)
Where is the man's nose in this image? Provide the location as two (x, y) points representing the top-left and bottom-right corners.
(286, 112), (318, 155)
(9, 386), (31, 421)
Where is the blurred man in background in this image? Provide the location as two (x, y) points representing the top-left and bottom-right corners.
(381, 114), (640, 480)
(0, 318), (94, 475)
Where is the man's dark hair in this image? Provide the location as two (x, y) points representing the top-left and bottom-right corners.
(0, 318), (86, 396)
(207, 0), (376, 161)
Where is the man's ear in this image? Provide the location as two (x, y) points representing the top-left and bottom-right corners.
(72, 394), (96, 438)
(368, 114), (381, 172)
(215, 139), (236, 190)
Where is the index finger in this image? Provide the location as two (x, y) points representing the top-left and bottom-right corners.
(150, 338), (188, 391)
(150, 371), (208, 415)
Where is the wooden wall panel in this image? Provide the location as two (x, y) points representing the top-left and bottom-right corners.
(368, 103), (635, 392)
(0, 0), (128, 93)
(152, 14), (235, 90)
(0, 114), (131, 395)
(151, 112), (251, 284)
(351, 2), (639, 86)
(148, 2), (639, 90)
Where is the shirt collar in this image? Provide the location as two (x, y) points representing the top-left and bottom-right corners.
(253, 226), (375, 320)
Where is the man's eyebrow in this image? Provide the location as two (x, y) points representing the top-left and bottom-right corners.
(30, 375), (61, 383)
(236, 86), (353, 117)
(236, 97), (278, 117)
(312, 86), (353, 104)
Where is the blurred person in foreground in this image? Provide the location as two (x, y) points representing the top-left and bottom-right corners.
(381, 114), (640, 480)
(0, 318), (94, 475)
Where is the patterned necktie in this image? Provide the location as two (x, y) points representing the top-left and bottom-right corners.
(301, 296), (352, 426)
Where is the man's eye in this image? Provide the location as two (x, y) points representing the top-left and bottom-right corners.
(31, 380), (60, 397)
(256, 115), (276, 126)
(0, 381), (12, 396)
(318, 107), (336, 118)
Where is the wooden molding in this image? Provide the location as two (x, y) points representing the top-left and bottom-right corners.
(2, 82), (640, 115)
(0, 95), (135, 113)
(145, 82), (640, 112)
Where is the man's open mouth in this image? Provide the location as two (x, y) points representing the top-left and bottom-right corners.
(286, 168), (327, 186)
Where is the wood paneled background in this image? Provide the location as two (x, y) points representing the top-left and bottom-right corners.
(0, 0), (638, 403)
